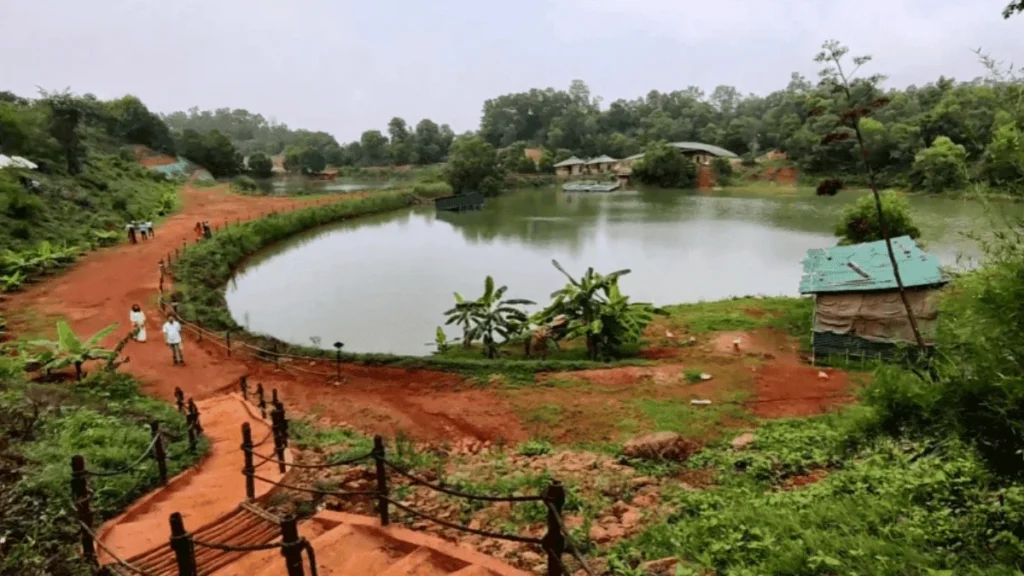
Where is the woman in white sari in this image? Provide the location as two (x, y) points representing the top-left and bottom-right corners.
(130, 304), (147, 342)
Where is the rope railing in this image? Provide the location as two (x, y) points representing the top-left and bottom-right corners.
(83, 434), (160, 478)
(251, 473), (378, 498)
(383, 460), (547, 503)
(382, 496), (545, 544)
(236, 414), (581, 576)
(75, 518), (152, 576)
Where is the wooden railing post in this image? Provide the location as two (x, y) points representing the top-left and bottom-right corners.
(187, 411), (197, 454)
(256, 383), (266, 419)
(240, 375), (248, 400)
(174, 387), (185, 413)
(71, 455), (96, 565)
(373, 435), (389, 526)
(169, 512), (197, 576)
(271, 405), (287, 474)
(151, 421), (168, 485)
(226, 330), (232, 356)
(242, 423), (256, 500)
(543, 480), (567, 576)
(280, 516), (305, 576)
(187, 399), (203, 436)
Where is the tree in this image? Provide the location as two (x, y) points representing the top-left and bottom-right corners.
(299, 147), (326, 174)
(538, 149), (556, 173)
(248, 152), (274, 178)
(910, 136), (969, 192)
(108, 95), (175, 153)
(631, 142), (697, 188)
(444, 135), (505, 196)
(283, 146), (303, 173)
(360, 130), (389, 165)
(1004, 0), (1023, 17)
(41, 90), (85, 174)
(835, 192), (921, 245)
(815, 39), (926, 351)
(711, 156), (733, 185)
(534, 261), (664, 361)
(983, 121), (1024, 188)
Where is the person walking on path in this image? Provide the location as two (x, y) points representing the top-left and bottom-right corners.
(194, 222), (204, 242)
(126, 223), (137, 244)
(162, 314), (184, 365)
(203, 221), (213, 239)
(130, 304), (147, 342)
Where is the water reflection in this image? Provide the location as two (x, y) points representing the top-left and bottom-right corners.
(226, 187), (1021, 356)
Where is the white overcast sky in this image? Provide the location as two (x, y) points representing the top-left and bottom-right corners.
(1, 0), (1021, 141)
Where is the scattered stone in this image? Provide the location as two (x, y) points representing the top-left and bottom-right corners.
(622, 432), (699, 462)
(520, 551), (543, 564)
(818, 370), (829, 380)
(731, 432), (756, 450)
(632, 492), (658, 508)
(699, 372), (713, 381)
(639, 557), (679, 575)
(630, 476), (656, 488)
(690, 399), (711, 405)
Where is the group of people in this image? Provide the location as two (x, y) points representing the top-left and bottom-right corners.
(126, 221), (155, 244)
(195, 221), (213, 241)
(130, 304), (185, 365)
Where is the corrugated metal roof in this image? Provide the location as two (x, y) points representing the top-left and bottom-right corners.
(799, 236), (947, 294)
(586, 155), (619, 164)
(623, 153), (646, 161)
(669, 142), (739, 158)
(553, 156), (585, 167)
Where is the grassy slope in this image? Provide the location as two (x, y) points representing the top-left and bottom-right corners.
(0, 152), (179, 252)
(0, 368), (207, 575)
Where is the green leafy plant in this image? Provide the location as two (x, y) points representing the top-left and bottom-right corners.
(444, 292), (480, 348)
(457, 276), (534, 359)
(434, 326), (451, 354)
(29, 321), (119, 381)
(1, 270), (25, 292)
(535, 261), (666, 361)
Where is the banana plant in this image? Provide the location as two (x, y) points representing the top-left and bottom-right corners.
(443, 292), (481, 348)
(536, 260), (665, 360)
(463, 276), (534, 359)
(1, 270), (24, 292)
(29, 321), (119, 381)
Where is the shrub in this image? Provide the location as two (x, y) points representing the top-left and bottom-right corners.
(632, 142), (697, 188)
(232, 175), (258, 193)
(910, 136), (969, 193)
(834, 191), (921, 245)
(411, 181), (452, 198)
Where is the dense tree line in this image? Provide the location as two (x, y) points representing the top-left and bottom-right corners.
(476, 66), (1024, 190)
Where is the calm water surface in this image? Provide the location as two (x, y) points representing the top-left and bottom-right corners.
(226, 187), (1020, 356)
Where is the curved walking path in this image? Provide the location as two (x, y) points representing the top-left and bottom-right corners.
(3, 181), (525, 442)
(2, 180), (527, 567)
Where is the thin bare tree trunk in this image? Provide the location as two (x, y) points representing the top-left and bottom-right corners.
(832, 53), (927, 352)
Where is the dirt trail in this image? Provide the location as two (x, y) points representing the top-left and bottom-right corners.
(4, 181), (525, 442)
(96, 394), (283, 561)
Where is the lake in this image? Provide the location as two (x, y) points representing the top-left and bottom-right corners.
(225, 187), (1020, 356)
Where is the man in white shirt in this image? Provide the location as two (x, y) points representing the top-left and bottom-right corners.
(162, 314), (184, 365)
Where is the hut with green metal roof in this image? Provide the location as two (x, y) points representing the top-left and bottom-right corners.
(799, 236), (948, 362)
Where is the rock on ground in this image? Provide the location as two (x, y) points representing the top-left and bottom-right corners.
(622, 432), (700, 461)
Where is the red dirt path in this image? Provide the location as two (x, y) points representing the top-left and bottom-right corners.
(3, 181), (526, 443)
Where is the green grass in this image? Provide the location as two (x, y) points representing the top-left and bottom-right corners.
(605, 411), (1024, 576)
(0, 367), (206, 575)
(661, 296), (813, 338)
(0, 153), (179, 253)
(632, 396), (755, 439)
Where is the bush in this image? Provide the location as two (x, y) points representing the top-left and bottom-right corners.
(444, 136), (505, 196)
(631, 142), (697, 188)
(864, 217), (1024, 476)
(411, 181), (452, 198)
(232, 175), (258, 193)
(247, 152), (274, 179)
(711, 156), (733, 185)
(834, 191), (921, 245)
(910, 136), (969, 193)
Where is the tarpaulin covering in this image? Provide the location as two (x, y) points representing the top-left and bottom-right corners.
(813, 288), (941, 344)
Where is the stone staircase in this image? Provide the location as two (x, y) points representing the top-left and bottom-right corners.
(213, 511), (529, 576)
